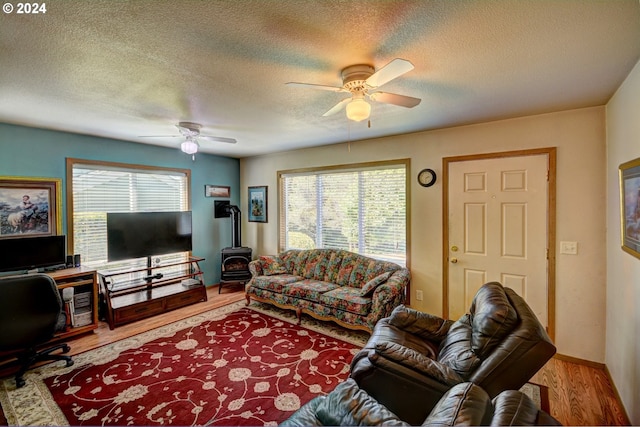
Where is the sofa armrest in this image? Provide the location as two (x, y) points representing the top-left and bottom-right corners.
(368, 269), (410, 323)
(422, 382), (493, 426)
(491, 389), (562, 426)
(387, 305), (453, 343)
(248, 259), (263, 276)
(372, 342), (464, 387)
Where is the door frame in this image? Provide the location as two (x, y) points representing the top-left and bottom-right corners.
(442, 147), (557, 341)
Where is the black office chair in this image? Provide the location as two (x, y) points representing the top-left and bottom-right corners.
(0, 273), (73, 388)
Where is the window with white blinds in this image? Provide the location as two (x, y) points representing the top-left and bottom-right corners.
(69, 160), (190, 270)
(279, 161), (408, 266)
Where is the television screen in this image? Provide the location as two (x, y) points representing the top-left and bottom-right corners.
(107, 211), (192, 262)
(0, 235), (67, 272)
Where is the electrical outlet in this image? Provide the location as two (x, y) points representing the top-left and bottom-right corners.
(416, 290), (424, 301)
(560, 241), (578, 255)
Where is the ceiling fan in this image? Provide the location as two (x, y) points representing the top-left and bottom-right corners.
(140, 122), (237, 156)
(286, 58), (421, 122)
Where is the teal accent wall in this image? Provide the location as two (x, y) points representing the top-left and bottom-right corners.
(0, 123), (239, 285)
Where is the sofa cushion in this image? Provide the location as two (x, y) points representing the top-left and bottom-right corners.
(319, 287), (372, 316)
(332, 252), (395, 289)
(283, 279), (340, 303)
(360, 271), (392, 297)
(437, 314), (481, 378)
(259, 255), (288, 275)
(346, 257), (373, 288)
(247, 286), (296, 307)
(469, 282), (518, 358)
(250, 274), (301, 293)
(363, 260), (400, 282)
(279, 250), (310, 277)
(320, 250), (344, 283)
(302, 249), (334, 280)
(335, 251), (359, 287)
(373, 342), (463, 386)
(387, 305), (453, 343)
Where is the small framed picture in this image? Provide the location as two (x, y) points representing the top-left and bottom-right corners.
(0, 177), (62, 238)
(248, 186), (268, 223)
(205, 185), (230, 198)
(620, 157), (640, 259)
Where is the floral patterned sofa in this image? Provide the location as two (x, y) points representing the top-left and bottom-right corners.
(245, 249), (410, 332)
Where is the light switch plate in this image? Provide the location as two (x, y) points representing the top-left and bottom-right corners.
(560, 241), (578, 255)
(416, 290), (424, 301)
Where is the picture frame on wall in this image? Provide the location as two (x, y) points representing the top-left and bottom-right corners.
(205, 185), (230, 198)
(248, 186), (268, 223)
(0, 177), (62, 239)
(620, 156), (640, 259)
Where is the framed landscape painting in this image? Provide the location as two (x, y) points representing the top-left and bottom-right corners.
(205, 185), (230, 198)
(0, 177), (62, 238)
(620, 157), (640, 259)
(248, 186), (268, 223)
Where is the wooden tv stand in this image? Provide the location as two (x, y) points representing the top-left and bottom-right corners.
(98, 257), (207, 329)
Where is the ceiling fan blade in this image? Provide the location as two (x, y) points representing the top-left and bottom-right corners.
(366, 58), (415, 88)
(322, 98), (351, 116)
(199, 135), (237, 144)
(138, 135), (181, 138)
(369, 91), (421, 108)
(286, 82), (348, 93)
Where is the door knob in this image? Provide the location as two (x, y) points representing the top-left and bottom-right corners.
(450, 257), (458, 264)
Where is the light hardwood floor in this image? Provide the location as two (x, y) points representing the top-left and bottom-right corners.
(4, 285), (631, 426)
(531, 356), (630, 425)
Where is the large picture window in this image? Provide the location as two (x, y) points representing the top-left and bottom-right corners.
(279, 160), (408, 266)
(66, 159), (191, 270)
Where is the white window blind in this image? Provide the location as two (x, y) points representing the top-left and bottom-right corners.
(70, 161), (190, 270)
(280, 162), (407, 266)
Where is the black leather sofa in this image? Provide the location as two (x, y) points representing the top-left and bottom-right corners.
(280, 378), (560, 426)
(349, 282), (556, 424)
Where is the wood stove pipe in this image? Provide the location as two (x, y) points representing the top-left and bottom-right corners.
(227, 204), (242, 248)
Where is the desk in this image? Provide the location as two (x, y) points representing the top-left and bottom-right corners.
(46, 267), (99, 339)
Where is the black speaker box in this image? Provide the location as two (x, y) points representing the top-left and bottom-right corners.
(73, 254), (81, 267)
(214, 200), (231, 218)
(66, 255), (74, 268)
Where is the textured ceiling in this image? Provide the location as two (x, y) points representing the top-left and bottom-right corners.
(1, 0), (639, 158)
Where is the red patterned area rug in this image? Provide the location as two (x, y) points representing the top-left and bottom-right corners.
(0, 301), (368, 426)
(0, 302), (547, 426)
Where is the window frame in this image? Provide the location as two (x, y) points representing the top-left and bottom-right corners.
(277, 159), (411, 268)
(65, 158), (192, 267)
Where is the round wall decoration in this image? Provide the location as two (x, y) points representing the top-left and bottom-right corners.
(417, 168), (437, 187)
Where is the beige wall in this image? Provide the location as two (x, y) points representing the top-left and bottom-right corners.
(606, 58), (640, 424)
(241, 106), (607, 362)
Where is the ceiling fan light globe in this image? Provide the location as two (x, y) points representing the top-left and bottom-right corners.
(181, 139), (199, 155)
(346, 98), (371, 122)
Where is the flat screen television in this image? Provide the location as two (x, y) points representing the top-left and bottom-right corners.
(0, 235), (67, 272)
(106, 211), (192, 262)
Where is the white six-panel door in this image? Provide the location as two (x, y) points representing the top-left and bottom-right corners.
(447, 154), (549, 326)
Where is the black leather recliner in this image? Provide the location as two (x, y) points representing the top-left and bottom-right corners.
(280, 378), (561, 426)
(350, 282), (556, 425)
(0, 273), (74, 388)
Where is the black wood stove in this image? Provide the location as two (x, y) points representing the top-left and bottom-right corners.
(219, 205), (252, 293)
